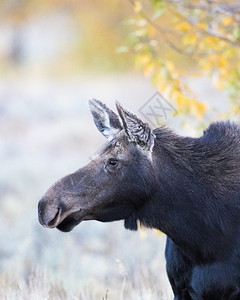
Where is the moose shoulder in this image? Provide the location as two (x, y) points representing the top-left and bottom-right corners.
(38, 99), (240, 300)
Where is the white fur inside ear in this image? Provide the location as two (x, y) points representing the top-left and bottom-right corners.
(89, 98), (122, 140)
(103, 127), (121, 141)
(89, 99), (107, 119)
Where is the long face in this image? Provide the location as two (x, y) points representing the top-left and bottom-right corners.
(38, 99), (155, 232)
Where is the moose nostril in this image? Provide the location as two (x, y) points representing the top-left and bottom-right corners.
(38, 200), (46, 225)
(38, 197), (61, 228)
(38, 203), (42, 216)
(47, 208), (61, 227)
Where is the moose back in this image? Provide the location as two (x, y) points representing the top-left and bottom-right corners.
(38, 99), (240, 300)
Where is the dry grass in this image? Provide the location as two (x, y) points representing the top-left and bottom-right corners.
(0, 267), (173, 300)
(0, 268), (84, 300)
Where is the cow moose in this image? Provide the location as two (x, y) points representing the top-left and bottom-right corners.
(38, 99), (240, 299)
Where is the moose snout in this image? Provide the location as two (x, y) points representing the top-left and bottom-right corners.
(38, 196), (61, 228)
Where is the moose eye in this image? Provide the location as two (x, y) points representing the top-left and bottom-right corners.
(108, 158), (118, 166)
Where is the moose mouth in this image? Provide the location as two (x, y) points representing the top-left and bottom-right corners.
(47, 209), (93, 232)
(56, 213), (82, 232)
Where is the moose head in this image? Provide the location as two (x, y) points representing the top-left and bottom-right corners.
(38, 99), (156, 232)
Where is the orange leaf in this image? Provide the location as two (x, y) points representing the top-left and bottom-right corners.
(222, 17), (233, 26)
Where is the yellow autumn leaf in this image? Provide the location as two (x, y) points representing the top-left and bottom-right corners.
(176, 93), (187, 108)
(223, 47), (235, 58)
(183, 34), (197, 46)
(151, 72), (162, 85)
(139, 54), (151, 66)
(166, 60), (175, 73)
(134, 1), (142, 13)
(197, 23), (207, 30)
(232, 103), (240, 115)
(170, 87), (179, 99)
(148, 24), (157, 37)
(156, 73), (167, 92)
(215, 77), (225, 90)
(218, 56), (228, 68)
(204, 55), (228, 69)
(194, 101), (208, 118)
(176, 21), (191, 32)
(201, 36), (221, 50)
(222, 16), (233, 26)
(176, 93), (207, 119)
(157, 81), (167, 93)
(143, 62), (155, 77)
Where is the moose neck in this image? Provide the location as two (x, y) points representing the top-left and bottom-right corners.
(135, 127), (238, 264)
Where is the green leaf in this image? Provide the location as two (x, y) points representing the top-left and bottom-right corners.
(131, 28), (148, 37)
(151, 0), (163, 6)
(233, 28), (240, 41)
(153, 9), (164, 19)
(122, 18), (136, 26)
(116, 46), (129, 53)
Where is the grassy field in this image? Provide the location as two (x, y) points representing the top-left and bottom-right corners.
(0, 266), (173, 300)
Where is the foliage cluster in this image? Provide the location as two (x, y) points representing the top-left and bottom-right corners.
(121, 0), (240, 119)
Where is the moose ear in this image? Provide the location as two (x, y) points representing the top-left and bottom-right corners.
(89, 98), (122, 140)
(115, 101), (155, 151)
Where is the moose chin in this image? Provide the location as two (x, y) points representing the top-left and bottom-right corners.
(38, 99), (240, 300)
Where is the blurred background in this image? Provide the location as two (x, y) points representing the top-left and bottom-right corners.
(0, 0), (239, 299)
